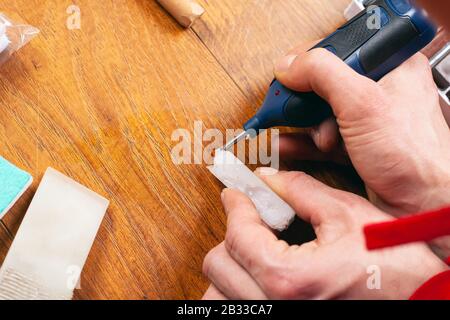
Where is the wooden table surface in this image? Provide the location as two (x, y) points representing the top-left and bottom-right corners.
(0, 0), (362, 299)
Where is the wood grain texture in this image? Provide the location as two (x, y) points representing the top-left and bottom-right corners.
(0, 222), (12, 265)
(193, 0), (350, 103)
(0, 0), (363, 299)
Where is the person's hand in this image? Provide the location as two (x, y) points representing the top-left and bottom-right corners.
(203, 172), (448, 300)
(274, 49), (450, 215)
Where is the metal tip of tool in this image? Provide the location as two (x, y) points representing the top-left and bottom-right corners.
(222, 131), (250, 151)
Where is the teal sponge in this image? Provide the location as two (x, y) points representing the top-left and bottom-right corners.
(0, 157), (32, 219)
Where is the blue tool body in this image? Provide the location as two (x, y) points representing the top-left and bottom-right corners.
(243, 0), (437, 132)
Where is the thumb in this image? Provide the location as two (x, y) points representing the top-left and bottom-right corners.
(257, 170), (380, 243)
(274, 48), (383, 124)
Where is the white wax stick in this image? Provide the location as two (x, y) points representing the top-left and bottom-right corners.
(0, 168), (109, 300)
(208, 149), (295, 231)
(0, 34), (10, 53)
(0, 22), (9, 53)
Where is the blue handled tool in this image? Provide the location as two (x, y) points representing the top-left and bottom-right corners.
(224, 0), (437, 150)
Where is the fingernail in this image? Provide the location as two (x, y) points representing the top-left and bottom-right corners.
(255, 167), (279, 176)
(275, 54), (297, 73)
(221, 188), (228, 202)
(311, 128), (320, 144)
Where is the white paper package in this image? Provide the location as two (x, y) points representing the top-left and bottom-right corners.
(0, 13), (39, 65)
(208, 149), (295, 231)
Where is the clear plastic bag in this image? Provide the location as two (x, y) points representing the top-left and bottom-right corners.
(0, 13), (39, 65)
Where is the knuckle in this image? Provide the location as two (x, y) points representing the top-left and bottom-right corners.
(316, 120), (339, 152)
(334, 193), (360, 215)
(413, 52), (431, 69)
(331, 189), (358, 206)
(329, 190), (370, 224)
(202, 246), (221, 278)
(286, 171), (312, 186)
(309, 47), (333, 60)
(413, 53), (434, 79)
(224, 226), (240, 256)
(262, 266), (319, 299)
(265, 278), (297, 299)
(284, 171), (314, 199)
(305, 48), (333, 71)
